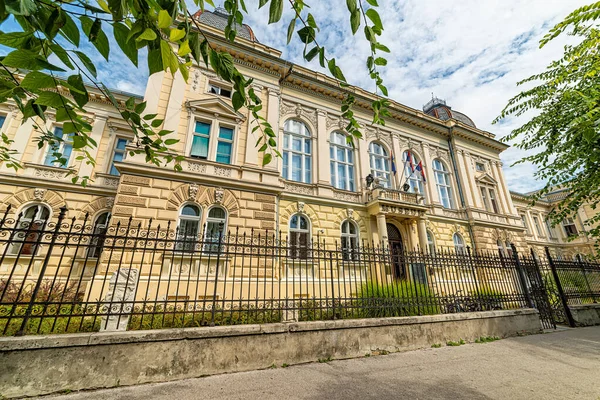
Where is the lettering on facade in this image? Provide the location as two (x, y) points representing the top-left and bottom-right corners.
(380, 204), (424, 217)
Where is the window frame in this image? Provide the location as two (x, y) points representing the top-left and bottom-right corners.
(289, 213), (311, 259)
(368, 142), (391, 188)
(475, 162), (486, 172)
(479, 185), (499, 214)
(432, 159), (453, 208)
(544, 217), (556, 239)
(109, 137), (129, 176)
(215, 124), (235, 165)
(341, 219), (359, 261)
(87, 211), (111, 258)
(453, 233), (466, 255)
(282, 119), (312, 184)
(176, 203), (202, 252)
(203, 206), (228, 253)
(426, 230), (436, 254)
(532, 215), (543, 237)
(10, 203), (52, 256)
(562, 217), (578, 237)
(402, 150), (425, 196)
(207, 83), (232, 98)
(43, 126), (73, 168)
(330, 132), (356, 192)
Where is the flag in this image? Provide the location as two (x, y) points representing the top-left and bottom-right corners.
(416, 161), (426, 182)
(406, 151), (415, 173)
(391, 154), (397, 175)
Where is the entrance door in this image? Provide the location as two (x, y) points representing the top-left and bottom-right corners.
(386, 223), (405, 279)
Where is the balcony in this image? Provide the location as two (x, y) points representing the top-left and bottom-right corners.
(366, 186), (428, 217)
(367, 187), (423, 206)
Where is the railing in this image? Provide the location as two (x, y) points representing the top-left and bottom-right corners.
(541, 250), (599, 305)
(369, 187), (422, 205)
(0, 208), (540, 336)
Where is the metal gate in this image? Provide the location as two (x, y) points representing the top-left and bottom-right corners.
(520, 255), (557, 329)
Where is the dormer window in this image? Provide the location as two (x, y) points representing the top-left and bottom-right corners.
(208, 84), (231, 98)
(475, 162), (485, 172)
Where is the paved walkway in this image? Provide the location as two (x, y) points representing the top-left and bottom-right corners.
(45, 326), (600, 400)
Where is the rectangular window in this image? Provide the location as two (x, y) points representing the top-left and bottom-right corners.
(533, 216), (543, 237)
(521, 214), (529, 233)
(545, 218), (556, 239)
(475, 162), (485, 172)
(208, 84), (232, 98)
(109, 138), (128, 175)
(191, 121), (210, 159)
(216, 126), (234, 164)
(562, 218), (578, 237)
(488, 189), (499, 213)
(0, 115), (6, 128)
(43, 127), (73, 168)
(480, 186), (490, 211)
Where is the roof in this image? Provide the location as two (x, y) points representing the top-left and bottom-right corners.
(192, 7), (258, 42)
(423, 97), (476, 128)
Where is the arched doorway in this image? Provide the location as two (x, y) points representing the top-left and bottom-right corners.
(386, 223), (405, 279)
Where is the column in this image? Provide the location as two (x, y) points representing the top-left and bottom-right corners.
(460, 151), (477, 208)
(162, 71), (186, 135)
(0, 110), (32, 172)
(454, 149), (474, 208)
(376, 213), (387, 245)
(419, 142), (435, 204)
(494, 161), (518, 215)
(357, 134), (370, 192)
(142, 71), (166, 117)
(265, 87), (280, 172)
(417, 218), (428, 252)
(79, 115), (107, 178)
(244, 85), (263, 167)
(316, 109), (329, 185)
(391, 134), (403, 190)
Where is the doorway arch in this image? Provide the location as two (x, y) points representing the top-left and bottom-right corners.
(386, 223), (405, 279)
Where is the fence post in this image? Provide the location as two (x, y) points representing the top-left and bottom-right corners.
(328, 251), (336, 319)
(576, 254), (597, 303)
(16, 206), (67, 336)
(510, 244), (534, 309)
(210, 223), (224, 326)
(545, 247), (576, 328)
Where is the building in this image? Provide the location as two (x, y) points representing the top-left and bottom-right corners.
(0, 7), (595, 268)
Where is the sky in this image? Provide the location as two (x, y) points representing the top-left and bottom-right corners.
(1, 0), (590, 192)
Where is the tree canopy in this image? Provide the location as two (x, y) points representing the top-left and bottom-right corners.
(0, 0), (390, 185)
(495, 2), (600, 250)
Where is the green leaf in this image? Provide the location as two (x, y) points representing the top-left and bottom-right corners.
(164, 138), (179, 145)
(350, 9), (360, 34)
(269, 0), (283, 24)
(151, 119), (163, 128)
(81, 16), (110, 60)
(4, 0), (36, 15)
(366, 9), (383, 30)
(287, 19), (296, 44)
(374, 57), (387, 66)
(158, 10), (172, 29)
(160, 40), (174, 73)
(113, 23), (138, 66)
(297, 26), (315, 44)
(74, 51), (97, 77)
(49, 43), (74, 69)
(72, 135), (86, 149)
(375, 43), (390, 53)
(137, 28), (157, 42)
(148, 49), (163, 75)
(60, 13), (80, 46)
(259, 0), (269, 8)
(305, 46), (319, 62)
(67, 74), (89, 108)
(2, 49), (65, 72)
(232, 91), (244, 110)
(20, 71), (55, 91)
(170, 28), (186, 42)
(307, 14), (319, 31)
(178, 40), (191, 56)
(0, 31), (33, 48)
(262, 153), (272, 166)
(366, 0), (378, 5)
(36, 91), (69, 108)
(346, 0), (357, 12)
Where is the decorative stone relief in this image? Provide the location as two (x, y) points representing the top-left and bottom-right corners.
(214, 188), (224, 204)
(188, 184), (199, 201)
(33, 188), (46, 201)
(280, 100), (317, 128)
(346, 208), (354, 220)
(33, 166), (69, 180)
(101, 176), (119, 188)
(214, 166), (232, 177)
(365, 126), (392, 148)
(333, 190), (361, 203)
(105, 197), (115, 209)
(192, 70), (201, 93)
(284, 182), (314, 195)
(100, 268), (139, 332)
(186, 161), (207, 174)
(297, 201), (305, 213)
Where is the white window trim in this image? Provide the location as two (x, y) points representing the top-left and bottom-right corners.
(432, 159), (454, 209)
(369, 141), (392, 189)
(329, 132), (356, 192)
(206, 80), (233, 98)
(40, 124), (74, 168)
(402, 150), (426, 197)
(106, 134), (132, 175)
(282, 119), (313, 184)
(341, 219), (359, 260)
(479, 184), (500, 214)
(453, 233), (466, 254)
(185, 113), (240, 165)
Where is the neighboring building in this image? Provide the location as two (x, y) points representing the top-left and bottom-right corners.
(511, 188), (597, 259)
(0, 7), (595, 264)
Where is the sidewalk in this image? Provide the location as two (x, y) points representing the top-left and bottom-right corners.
(44, 326), (600, 400)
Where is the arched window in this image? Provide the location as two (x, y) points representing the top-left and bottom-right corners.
(88, 211), (111, 258)
(341, 220), (359, 261)
(176, 204), (201, 252)
(282, 120), (312, 183)
(426, 230), (436, 254)
(432, 159), (453, 208)
(403, 150), (425, 196)
(330, 132), (355, 191)
(204, 206), (227, 252)
(453, 233), (465, 255)
(368, 142), (391, 188)
(505, 241), (514, 258)
(11, 204), (51, 255)
(289, 213), (310, 259)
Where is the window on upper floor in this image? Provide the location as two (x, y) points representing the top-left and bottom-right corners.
(479, 186), (499, 213)
(216, 126), (234, 164)
(453, 233), (466, 255)
(475, 162), (485, 172)
(520, 214), (529, 233)
(0, 114), (6, 129)
(208, 84), (232, 98)
(562, 217), (578, 237)
(341, 220), (359, 261)
(10, 204), (51, 256)
(544, 218), (556, 239)
(43, 127), (73, 168)
(109, 138), (128, 176)
(433, 159), (453, 208)
(330, 132), (355, 191)
(532, 216), (543, 237)
(189, 120), (235, 164)
(403, 150), (425, 196)
(368, 142), (391, 188)
(191, 121), (211, 159)
(283, 120), (312, 184)
(289, 213), (310, 259)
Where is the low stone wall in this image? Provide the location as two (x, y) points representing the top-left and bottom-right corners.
(569, 304), (600, 326)
(0, 309), (541, 398)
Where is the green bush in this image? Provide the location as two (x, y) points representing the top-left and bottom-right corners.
(471, 287), (504, 310)
(0, 304), (100, 336)
(352, 281), (440, 318)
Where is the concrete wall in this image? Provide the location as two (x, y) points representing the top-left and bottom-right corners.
(0, 309), (541, 398)
(569, 304), (600, 326)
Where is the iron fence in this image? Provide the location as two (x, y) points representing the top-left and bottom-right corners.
(0, 206), (572, 336)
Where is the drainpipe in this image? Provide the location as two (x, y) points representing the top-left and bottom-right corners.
(447, 127), (477, 251)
